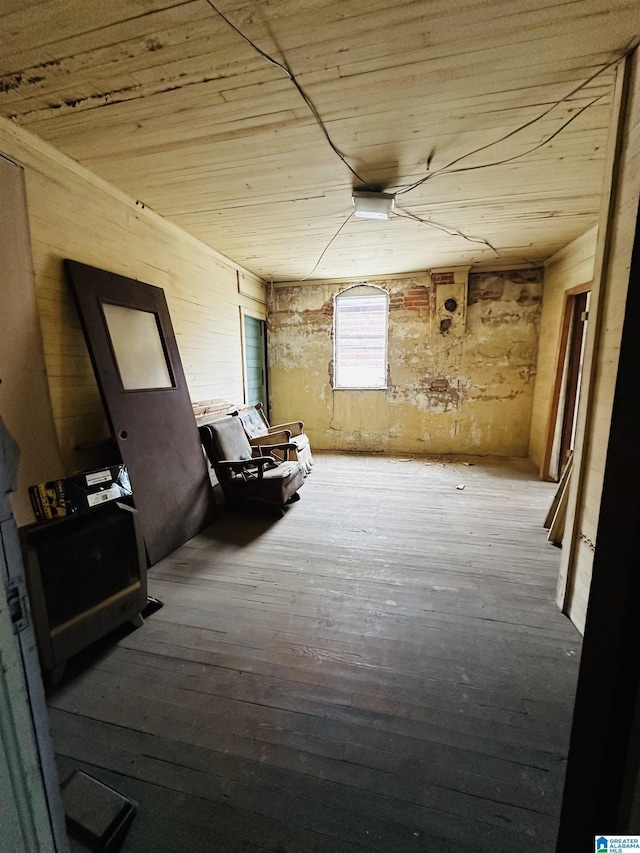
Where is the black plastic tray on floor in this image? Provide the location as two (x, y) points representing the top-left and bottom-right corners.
(61, 770), (138, 853)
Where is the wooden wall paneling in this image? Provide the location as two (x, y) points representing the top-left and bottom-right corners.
(529, 227), (597, 470)
(556, 51), (637, 632)
(0, 117), (265, 482)
(238, 271), (267, 305)
(557, 196), (640, 848)
(0, 154), (65, 525)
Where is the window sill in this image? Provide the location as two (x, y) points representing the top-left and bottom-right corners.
(332, 386), (388, 391)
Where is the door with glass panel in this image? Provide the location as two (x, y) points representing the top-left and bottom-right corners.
(65, 260), (216, 565)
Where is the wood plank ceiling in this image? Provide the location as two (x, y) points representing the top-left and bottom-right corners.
(1, 0), (638, 282)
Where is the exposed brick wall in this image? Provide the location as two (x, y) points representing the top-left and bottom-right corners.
(403, 285), (431, 311)
(268, 269), (543, 457)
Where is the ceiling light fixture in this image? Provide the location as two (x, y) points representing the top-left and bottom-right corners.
(352, 190), (395, 220)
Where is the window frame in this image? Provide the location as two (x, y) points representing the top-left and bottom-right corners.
(332, 284), (389, 390)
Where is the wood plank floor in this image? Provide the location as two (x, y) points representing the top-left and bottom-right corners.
(48, 453), (581, 852)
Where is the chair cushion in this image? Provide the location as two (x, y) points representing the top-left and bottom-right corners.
(253, 462), (304, 506)
(209, 417), (253, 461)
(291, 434), (310, 453)
(238, 408), (268, 439)
(261, 464), (299, 480)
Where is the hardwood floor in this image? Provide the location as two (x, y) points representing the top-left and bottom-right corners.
(48, 453), (581, 852)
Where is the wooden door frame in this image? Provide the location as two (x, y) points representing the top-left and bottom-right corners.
(1, 422), (69, 853)
(540, 281), (592, 481)
(239, 306), (268, 414)
(557, 196), (640, 847)
(557, 290), (589, 473)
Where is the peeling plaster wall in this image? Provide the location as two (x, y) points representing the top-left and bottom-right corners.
(269, 269), (542, 457)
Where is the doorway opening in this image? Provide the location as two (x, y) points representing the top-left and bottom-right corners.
(542, 284), (591, 482)
(242, 313), (268, 413)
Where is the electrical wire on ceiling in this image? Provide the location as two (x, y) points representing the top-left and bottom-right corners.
(301, 211), (355, 280)
(205, 0), (629, 199)
(393, 208), (502, 257)
(203, 0), (375, 190)
(295, 66), (607, 277)
(201, 5), (634, 279)
(392, 50), (628, 195)
(298, 204), (500, 281)
(409, 93), (606, 180)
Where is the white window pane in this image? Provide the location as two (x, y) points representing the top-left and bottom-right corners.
(102, 303), (174, 390)
(334, 292), (388, 388)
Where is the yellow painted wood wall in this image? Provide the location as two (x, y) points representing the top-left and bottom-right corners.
(0, 155), (65, 526)
(0, 117), (265, 518)
(528, 227), (597, 472)
(558, 54), (640, 634)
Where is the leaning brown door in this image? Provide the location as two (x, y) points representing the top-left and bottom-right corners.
(65, 260), (216, 565)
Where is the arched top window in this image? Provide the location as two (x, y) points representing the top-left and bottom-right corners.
(333, 284), (388, 389)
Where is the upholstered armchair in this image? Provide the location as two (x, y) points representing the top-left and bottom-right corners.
(234, 402), (313, 474)
(199, 416), (304, 514)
